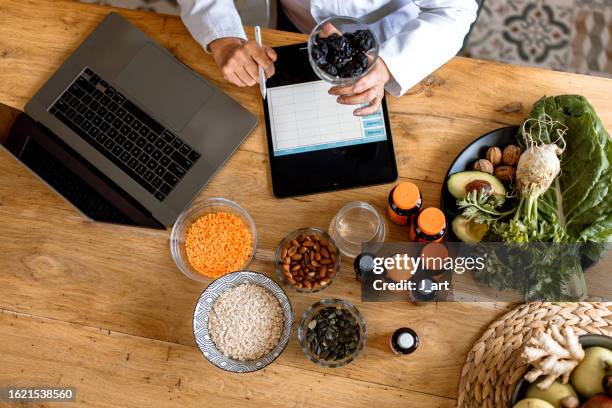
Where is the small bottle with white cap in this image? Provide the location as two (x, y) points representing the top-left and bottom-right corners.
(390, 327), (419, 355)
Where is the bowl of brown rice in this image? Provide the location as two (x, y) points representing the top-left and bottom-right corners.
(170, 197), (257, 282)
(193, 271), (294, 373)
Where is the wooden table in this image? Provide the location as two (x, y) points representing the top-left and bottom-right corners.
(1, 1), (611, 407)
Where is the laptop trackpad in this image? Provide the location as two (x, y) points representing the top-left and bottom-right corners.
(116, 44), (212, 131)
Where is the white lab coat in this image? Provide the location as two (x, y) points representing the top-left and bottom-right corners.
(177, 0), (478, 96)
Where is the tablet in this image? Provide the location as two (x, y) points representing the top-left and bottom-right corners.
(263, 43), (397, 198)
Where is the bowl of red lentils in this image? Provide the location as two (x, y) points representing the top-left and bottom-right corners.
(170, 198), (257, 282)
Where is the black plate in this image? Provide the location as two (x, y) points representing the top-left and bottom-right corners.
(440, 126), (519, 241)
(440, 126), (596, 270)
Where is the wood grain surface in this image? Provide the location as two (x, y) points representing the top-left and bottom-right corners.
(0, 1), (611, 407)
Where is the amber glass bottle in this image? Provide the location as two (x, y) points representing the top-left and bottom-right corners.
(387, 182), (422, 226)
(390, 327), (419, 355)
(410, 207), (448, 243)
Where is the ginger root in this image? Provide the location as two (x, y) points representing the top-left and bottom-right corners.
(521, 324), (585, 390)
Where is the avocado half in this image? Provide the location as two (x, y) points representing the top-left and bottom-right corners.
(452, 216), (488, 244)
(447, 171), (506, 200)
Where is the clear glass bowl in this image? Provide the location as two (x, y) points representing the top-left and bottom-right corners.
(274, 228), (341, 293)
(329, 201), (387, 259)
(308, 16), (379, 86)
(298, 299), (367, 368)
(170, 198), (257, 282)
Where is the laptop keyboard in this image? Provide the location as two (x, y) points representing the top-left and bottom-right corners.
(48, 67), (201, 201)
(20, 138), (130, 225)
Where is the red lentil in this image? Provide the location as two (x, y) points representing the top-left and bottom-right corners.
(185, 211), (252, 278)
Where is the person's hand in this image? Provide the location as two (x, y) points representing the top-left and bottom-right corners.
(209, 37), (277, 87)
(328, 59), (391, 116)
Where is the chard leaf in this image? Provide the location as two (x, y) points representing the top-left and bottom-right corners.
(518, 95), (612, 243)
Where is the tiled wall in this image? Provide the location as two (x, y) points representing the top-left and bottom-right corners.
(464, 0), (612, 78)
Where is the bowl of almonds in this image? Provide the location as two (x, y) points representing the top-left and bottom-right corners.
(275, 228), (341, 292)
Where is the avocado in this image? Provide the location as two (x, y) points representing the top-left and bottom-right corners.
(452, 216), (488, 244)
(447, 171), (506, 200)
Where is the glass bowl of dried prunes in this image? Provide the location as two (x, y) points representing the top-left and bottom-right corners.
(308, 16), (379, 85)
(298, 298), (366, 368)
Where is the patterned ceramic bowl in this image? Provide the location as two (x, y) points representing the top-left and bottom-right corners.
(193, 271), (294, 373)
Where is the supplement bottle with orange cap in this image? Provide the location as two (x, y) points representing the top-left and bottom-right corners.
(410, 207), (448, 242)
(419, 242), (449, 276)
(387, 182), (422, 226)
(419, 242), (452, 293)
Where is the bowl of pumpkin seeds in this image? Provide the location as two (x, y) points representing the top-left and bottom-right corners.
(297, 298), (366, 368)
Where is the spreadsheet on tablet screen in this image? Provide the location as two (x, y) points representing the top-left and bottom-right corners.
(266, 81), (388, 157)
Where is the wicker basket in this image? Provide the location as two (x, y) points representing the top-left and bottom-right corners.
(457, 302), (612, 408)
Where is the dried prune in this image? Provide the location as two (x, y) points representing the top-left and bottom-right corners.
(338, 61), (364, 78)
(312, 42), (329, 65)
(351, 30), (375, 52)
(332, 55), (350, 68)
(311, 28), (376, 79)
(324, 64), (338, 76)
(354, 52), (368, 69)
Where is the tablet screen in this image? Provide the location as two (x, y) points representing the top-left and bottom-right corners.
(266, 80), (388, 156)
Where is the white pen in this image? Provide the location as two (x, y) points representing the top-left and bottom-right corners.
(254, 26), (266, 99)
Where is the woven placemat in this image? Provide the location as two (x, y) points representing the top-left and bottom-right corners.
(457, 302), (612, 408)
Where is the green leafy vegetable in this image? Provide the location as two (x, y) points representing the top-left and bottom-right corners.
(458, 95), (611, 300)
(457, 190), (512, 223)
(471, 243), (586, 300)
(517, 95), (612, 243)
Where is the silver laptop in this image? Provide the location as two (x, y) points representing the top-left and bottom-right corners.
(3, 12), (257, 228)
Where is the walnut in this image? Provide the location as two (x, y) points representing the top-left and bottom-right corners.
(473, 159), (494, 174)
(495, 165), (515, 184)
(502, 144), (521, 166)
(486, 146), (502, 166)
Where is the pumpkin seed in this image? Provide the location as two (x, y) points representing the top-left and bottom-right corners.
(305, 306), (360, 362)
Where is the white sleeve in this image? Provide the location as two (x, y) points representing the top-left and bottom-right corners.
(177, 0), (247, 53)
(379, 0), (478, 97)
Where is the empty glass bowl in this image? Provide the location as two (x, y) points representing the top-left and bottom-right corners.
(298, 299), (366, 368)
(170, 198), (257, 282)
(329, 201), (387, 259)
(308, 16), (379, 86)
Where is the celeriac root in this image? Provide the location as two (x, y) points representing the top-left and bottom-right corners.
(520, 113), (567, 151)
(513, 113), (568, 240)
